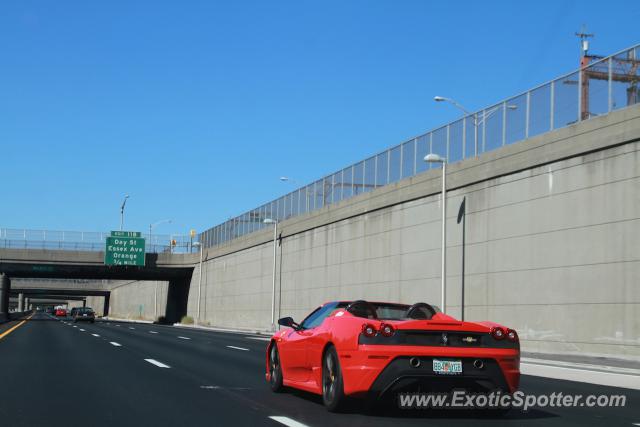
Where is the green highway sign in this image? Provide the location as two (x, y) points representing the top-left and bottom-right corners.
(105, 235), (146, 266)
(111, 230), (142, 238)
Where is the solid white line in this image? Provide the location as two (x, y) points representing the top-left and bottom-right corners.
(149, 331), (158, 334)
(269, 416), (310, 427)
(521, 357), (640, 375)
(247, 337), (271, 342)
(226, 345), (249, 351)
(177, 336), (191, 340)
(521, 363), (640, 390)
(91, 334), (100, 337)
(110, 342), (122, 347)
(144, 359), (170, 368)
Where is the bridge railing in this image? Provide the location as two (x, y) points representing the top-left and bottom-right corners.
(0, 228), (198, 254)
(199, 43), (640, 249)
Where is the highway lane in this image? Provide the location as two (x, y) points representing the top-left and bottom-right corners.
(0, 312), (280, 427)
(0, 312), (638, 427)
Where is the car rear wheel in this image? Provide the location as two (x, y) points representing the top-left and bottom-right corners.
(322, 346), (346, 412)
(269, 344), (284, 392)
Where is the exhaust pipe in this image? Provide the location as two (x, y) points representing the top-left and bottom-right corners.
(409, 357), (421, 368)
(473, 359), (484, 370)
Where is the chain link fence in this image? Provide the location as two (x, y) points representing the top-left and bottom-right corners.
(199, 44), (640, 249)
(0, 228), (196, 254)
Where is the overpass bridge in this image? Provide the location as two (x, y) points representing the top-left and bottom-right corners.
(0, 247), (198, 323)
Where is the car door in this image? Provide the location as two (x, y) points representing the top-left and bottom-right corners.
(280, 327), (314, 383)
(280, 303), (338, 383)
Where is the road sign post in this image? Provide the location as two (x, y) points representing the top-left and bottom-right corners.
(105, 231), (146, 266)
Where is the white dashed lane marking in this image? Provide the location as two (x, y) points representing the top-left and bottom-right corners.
(144, 359), (170, 368)
(177, 336), (191, 340)
(246, 337), (271, 342)
(110, 342), (122, 347)
(91, 334), (100, 337)
(149, 331), (158, 334)
(79, 329), (85, 332)
(269, 416), (310, 427)
(226, 346), (249, 351)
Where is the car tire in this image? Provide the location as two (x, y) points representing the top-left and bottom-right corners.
(322, 345), (347, 412)
(269, 344), (284, 393)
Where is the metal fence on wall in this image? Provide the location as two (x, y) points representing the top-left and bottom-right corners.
(199, 43), (638, 248)
(0, 228), (196, 253)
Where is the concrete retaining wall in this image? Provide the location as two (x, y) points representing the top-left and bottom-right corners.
(181, 105), (640, 359)
(108, 280), (169, 321)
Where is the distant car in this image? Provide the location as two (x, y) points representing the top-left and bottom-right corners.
(73, 307), (95, 323)
(267, 300), (520, 412)
(69, 307), (80, 318)
(55, 308), (67, 317)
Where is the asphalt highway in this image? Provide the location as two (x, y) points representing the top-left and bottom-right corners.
(0, 312), (637, 427)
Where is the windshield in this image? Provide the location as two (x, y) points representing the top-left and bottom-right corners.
(373, 303), (411, 320)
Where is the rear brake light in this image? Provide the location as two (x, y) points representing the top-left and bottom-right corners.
(491, 327), (506, 340)
(361, 324), (377, 337)
(506, 329), (518, 341)
(379, 323), (395, 337)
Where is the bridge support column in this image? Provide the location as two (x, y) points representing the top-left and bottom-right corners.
(18, 293), (24, 312)
(25, 297), (30, 311)
(82, 299), (86, 308)
(0, 274), (10, 322)
(102, 294), (110, 318)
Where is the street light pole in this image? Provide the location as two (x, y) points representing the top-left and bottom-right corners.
(425, 153), (447, 313)
(434, 96), (516, 156)
(193, 242), (204, 324)
(119, 195), (130, 231)
(264, 218), (278, 331)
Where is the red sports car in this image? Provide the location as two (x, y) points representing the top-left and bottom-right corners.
(55, 308), (67, 317)
(266, 300), (520, 411)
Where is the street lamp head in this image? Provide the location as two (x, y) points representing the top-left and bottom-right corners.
(424, 153), (446, 163)
(506, 104), (518, 110)
(433, 96), (447, 102)
(263, 218), (277, 224)
(279, 177), (290, 182)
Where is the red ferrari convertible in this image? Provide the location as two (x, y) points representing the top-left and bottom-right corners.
(266, 300), (520, 411)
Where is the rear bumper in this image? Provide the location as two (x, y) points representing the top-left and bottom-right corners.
(340, 346), (520, 398)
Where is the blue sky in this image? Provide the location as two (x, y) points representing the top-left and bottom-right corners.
(1, 0), (638, 236)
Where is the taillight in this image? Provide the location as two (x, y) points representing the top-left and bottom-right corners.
(506, 329), (518, 341)
(362, 323), (377, 337)
(379, 323), (395, 337)
(491, 327), (506, 340)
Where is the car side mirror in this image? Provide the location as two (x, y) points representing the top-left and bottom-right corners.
(278, 317), (300, 330)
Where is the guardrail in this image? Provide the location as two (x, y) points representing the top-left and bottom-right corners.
(0, 228), (198, 254)
(199, 43), (640, 249)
